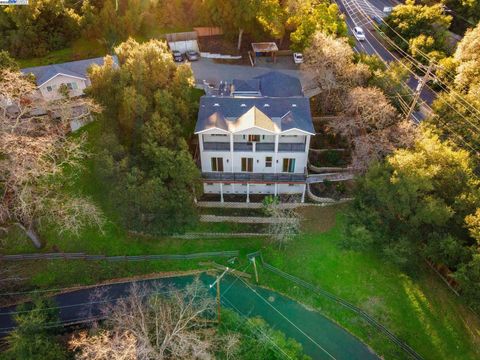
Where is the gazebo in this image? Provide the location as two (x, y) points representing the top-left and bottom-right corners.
(251, 42), (279, 65)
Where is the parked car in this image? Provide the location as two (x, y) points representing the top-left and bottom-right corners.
(353, 26), (366, 41)
(383, 6), (392, 14)
(172, 50), (184, 62)
(293, 52), (304, 64)
(185, 51), (200, 61)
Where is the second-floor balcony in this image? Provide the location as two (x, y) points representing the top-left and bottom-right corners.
(203, 141), (305, 152)
(202, 172), (306, 182)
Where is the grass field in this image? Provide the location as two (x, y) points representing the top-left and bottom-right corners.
(259, 207), (480, 360)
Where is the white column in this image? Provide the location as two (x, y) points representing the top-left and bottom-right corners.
(305, 135), (311, 154)
(220, 183), (224, 203)
(274, 134), (279, 174)
(246, 183), (250, 203)
(301, 184), (306, 203)
(230, 133), (234, 172)
(274, 183), (278, 197)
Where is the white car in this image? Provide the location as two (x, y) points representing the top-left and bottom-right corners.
(353, 27), (366, 41)
(293, 52), (304, 64)
(383, 6), (392, 14)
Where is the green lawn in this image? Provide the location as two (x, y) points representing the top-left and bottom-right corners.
(18, 38), (108, 68)
(258, 207), (480, 360)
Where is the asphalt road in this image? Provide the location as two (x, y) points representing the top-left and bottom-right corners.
(338, 0), (437, 115)
(0, 273), (379, 360)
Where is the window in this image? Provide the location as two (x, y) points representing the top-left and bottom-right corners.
(211, 157), (224, 172)
(211, 134), (227, 137)
(46, 86), (53, 92)
(241, 157), (253, 172)
(265, 156), (272, 168)
(248, 135), (260, 142)
(282, 158), (296, 173)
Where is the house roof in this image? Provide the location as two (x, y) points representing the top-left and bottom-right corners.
(251, 42), (279, 52)
(21, 56), (118, 87)
(254, 71), (304, 97)
(232, 79), (260, 93)
(195, 96), (314, 134)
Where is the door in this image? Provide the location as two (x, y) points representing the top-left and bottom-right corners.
(282, 158), (296, 173)
(241, 157), (253, 172)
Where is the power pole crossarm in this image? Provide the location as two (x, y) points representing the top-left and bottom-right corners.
(405, 61), (434, 122)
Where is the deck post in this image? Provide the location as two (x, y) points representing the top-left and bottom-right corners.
(220, 183), (224, 203)
(301, 183), (306, 203)
(246, 183), (250, 203)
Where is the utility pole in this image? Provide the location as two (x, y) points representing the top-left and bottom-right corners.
(405, 61), (434, 122)
(251, 257), (259, 283)
(209, 267), (229, 324)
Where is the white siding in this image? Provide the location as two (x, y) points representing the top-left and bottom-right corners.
(39, 75), (87, 100)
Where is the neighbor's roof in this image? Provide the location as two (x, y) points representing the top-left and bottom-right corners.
(251, 42), (279, 52)
(21, 56), (118, 87)
(195, 96), (314, 134)
(254, 71), (304, 97)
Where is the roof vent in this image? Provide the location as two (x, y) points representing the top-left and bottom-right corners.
(264, 103), (270, 107)
(241, 103), (247, 107)
(292, 104), (297, 107)
(213, 103), (220, 107)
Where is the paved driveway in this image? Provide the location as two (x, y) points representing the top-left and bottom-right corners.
(190, 58), (316, 91)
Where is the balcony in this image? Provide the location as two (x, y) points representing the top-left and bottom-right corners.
(255, 142), (275, 152)
(203, 142), (230, 151)
(233, 142), (253, 151)
(202, 172), (306, 182)
(278, 143), (306, 152)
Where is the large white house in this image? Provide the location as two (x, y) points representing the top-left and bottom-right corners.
(195, 71), (315, 201)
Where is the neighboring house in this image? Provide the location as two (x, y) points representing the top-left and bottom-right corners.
(21, 56), (118, 101)
(21, 56), (118, 131)
(195, 71), (315, 201)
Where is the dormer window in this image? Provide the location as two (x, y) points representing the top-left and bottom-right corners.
(213, 103), (220, 107)
(264, 104), (270, 107)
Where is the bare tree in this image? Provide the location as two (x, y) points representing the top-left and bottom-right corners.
(69, 278), (217, 360)
(302, 31), (370, 114)
(329, 86), (416, 171)
(0, 70), (104, 247)
(264, 196), (301, 248)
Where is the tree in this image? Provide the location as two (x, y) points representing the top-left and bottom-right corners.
(288, 0), (347, 52)
(428, 22), (480, 156)
(383, 0), (452, 62)
(86, 40), (201, 235)
(302, 31), (370, 114)
(0, 0), (81, 58)
(70, 278), (216, 359)
(330, 86), (415, 171)
(0, 70), (104, 247)
(359, 54), (414, 114)
(3, 297), (67, 360)
(345, 127), (479, 269)
(204, 0), (284, 49)
(0, 50), (19, 71)
(264, 196), (301, 248)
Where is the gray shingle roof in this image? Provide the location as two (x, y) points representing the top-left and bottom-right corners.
(21, 56), (118, 87)
(196, 96), (314, 134)
(254, 71), (303, 97)
(232, 79), (260, 93)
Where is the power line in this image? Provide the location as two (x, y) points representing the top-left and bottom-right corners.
(234, 275), (337, 360)
(341, 0), (480, 145)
